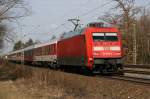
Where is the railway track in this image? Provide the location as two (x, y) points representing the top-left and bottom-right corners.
(123, 64), (150, 77)
(104, 64), (150, 85)
(5, 62), (150, 85)
(124, 64), (150, 69)
(109, 75), (150, 85)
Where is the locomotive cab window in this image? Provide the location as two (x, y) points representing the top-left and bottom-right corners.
(93, 33), (105, 41)
(93, 33), (118, 41)
(105, 33), (118, 41)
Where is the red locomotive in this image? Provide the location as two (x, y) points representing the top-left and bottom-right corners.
(6, 22), (124, 74)
(57, 22), (124, 73)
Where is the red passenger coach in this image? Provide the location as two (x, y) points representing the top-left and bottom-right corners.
(24, 46), (34, 64)
(7, 46), (34, 64)
(57, 23), (124, 73)
(33, 41), (57, 67)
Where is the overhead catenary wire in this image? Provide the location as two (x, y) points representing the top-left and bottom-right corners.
(47, 0), (111, 31)
(36, 22), (69, 35)
(50, 0), (92, 23)
(22, 1), (113, 40)
(51, 0), (150, 34)
(39, 0), (93, 35)
(17, 0), (91, 38)
(48, 1), (112, 33)
(79, 0), (113, 18)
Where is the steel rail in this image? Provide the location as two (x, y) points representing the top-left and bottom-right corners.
(98, 75), (150, 86)
(124, 65), (150, 69)
(109, 75), (150, 85)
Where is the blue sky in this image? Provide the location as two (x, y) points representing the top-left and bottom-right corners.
(4, 0), (150, 53)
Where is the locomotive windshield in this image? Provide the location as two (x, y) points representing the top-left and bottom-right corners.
(93, 33), (105, 41)
(93, 33), (118, 41)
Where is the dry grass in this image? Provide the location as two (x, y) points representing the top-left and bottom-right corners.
(0, 61), (90, 98)
(15, 68), (90, 98)
(0, 60), (150, 99)
(0, 61), (33, 80)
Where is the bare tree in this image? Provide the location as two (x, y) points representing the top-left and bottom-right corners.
(111, 0), (142, 64)
(0, 24), (7, 48)
(0, 0), (30, 21)
(24, 38), (34, 47)
(136, 8), (150, 64)
(13, 40), (24, 51)
(0, 0), (30, 49)
(113, 0), (141, 34)
(98, 12), (123, 27)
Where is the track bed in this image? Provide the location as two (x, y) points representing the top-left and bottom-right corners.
(0, 61), (149, 99)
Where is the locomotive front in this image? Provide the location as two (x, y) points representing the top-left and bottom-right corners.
(85, 23), (124, 74)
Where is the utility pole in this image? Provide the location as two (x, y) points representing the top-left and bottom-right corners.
(68, 18), (80, 31)
(21, 45), (24, 65)
(148, 39), (150, 56)
(133, 23), (137, 65)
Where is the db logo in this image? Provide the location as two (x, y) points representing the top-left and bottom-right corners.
(104, 47), (110, 50)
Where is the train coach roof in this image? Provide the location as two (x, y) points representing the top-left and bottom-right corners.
(61, 28), (85, 40)
(7, 45), (34, 55)
(34, 40), (58, 49)
(7, 39), (59, 55)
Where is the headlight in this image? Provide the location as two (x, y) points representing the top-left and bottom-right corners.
(110, 46), (120, 51)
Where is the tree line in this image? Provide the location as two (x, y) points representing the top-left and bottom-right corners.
(100, 0), (150, 64)
(0, 0), (29, 49)
(0, 0), (150, 64)
(13, 38), (39, 51)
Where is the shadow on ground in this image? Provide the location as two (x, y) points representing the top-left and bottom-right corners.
(0, 69), (17, 81)
(0, 61), (32, 81)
